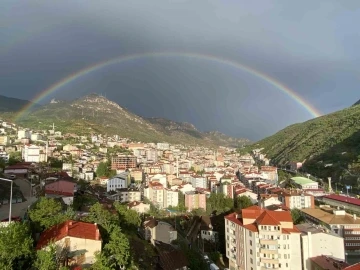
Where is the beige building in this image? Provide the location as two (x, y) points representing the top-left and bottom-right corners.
(301, 207), (360, 257)
(128, 201), (150, 214)
(225, 206), (302, 270)
(130, 169), (144, 183)
(142, 218), (177, 246)
(296, 223), (345, 270)
(0, 135), (9, 145)
(36, 220), (102, 267)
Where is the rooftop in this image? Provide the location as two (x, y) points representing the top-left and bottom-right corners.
(291, 176), (316, 185)
(301, 208), (360, 225)
(310, 255), (349, 270)
(36, 220), (101, 250)
(324, 194), (360, 207)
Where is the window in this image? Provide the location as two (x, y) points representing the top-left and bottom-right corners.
(284, 254), (287, 259)
(250, 240), (252, 246)
(250, 250), (253, 255)
(65, 237), (70, 247)
(250, 258), (253, 264)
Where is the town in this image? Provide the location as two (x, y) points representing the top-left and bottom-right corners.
(1, 119), (360, 270)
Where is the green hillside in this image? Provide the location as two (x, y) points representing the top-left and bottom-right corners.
(0, 95), (39, 112)
(3, 94), (248, 147)
(252, 104), (360, 182)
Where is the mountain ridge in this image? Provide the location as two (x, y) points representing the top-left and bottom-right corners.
(0, 94), (40, 112)
(1, 94), (250, 147)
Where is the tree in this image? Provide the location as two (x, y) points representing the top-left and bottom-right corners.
(96, 162), (110, 177)
(0, 157), (6, 170)
(235, 195), (253, 211)
(114, 202), (140, 232)
(34, 243), (58, 270)
(84, 203), (119, 235)
(92, 227), (131, 269)
(29, 197), (67, 229)
(8, 151), (22, 166)
(0, 222), (34, 270)
(291, 209), (305, 225)
(206, 193), (234, 214)
(103, 226), (131, 268)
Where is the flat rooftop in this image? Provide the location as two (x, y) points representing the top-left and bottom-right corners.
(291, 176), (316, 185)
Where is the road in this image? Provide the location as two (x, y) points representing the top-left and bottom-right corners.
(0, 177), (37, 221)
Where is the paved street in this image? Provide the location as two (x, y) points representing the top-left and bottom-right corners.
(0, 197), (37, 220)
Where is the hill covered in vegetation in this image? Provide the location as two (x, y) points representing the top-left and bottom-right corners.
(251, 104), (360, 184)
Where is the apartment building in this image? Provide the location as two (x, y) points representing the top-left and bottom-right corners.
(190, 175), (208, 189)
(276, 190), (315, 209)
(111, 188), (141, 203)
(163, 189), (179, 208)
(296, 223), (345, 270)
(301, 207), (360, 257)
(322, 194), (360, 215)
(111, 155), (137, 170)
(225, 206), (302, 270)
(144, 181), (164, 208)
(106, 172), (129, 192)
(0, 135), (9, 145)
(185, 191), (207, 211)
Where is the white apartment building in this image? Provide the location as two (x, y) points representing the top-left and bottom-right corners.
(23, 144), (41, 163)
(144, 181), (164, 209)
(296, 223), (345, 270)
(163, 189), (179, 208)
(190, 176), (208, 189)
(107, 172), (129, 192)
(18, 129), (31, 140)
(225, 206), (302, 270)
(146, 149), (158, 162)
(157, 143), (170, 150)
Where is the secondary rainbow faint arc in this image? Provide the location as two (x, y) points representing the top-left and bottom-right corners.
(14, 52), (322, 121)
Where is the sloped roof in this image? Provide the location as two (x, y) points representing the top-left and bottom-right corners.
(256, 211), (281, 226)
(36, 220), (101, 250)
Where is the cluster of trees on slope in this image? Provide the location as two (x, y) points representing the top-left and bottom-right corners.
(0, 197), (149, 270)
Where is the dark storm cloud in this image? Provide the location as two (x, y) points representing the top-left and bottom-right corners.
(1, 0), (359, 140)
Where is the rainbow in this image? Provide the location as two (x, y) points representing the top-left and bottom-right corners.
(14, 52), (322, 121)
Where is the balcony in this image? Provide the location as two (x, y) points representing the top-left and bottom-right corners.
(260, 239), (278, 245)
(261, 258), (279, 264)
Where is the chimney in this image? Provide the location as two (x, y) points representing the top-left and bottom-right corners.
(69, 221), (72, 226)
(95, 228), (100, 240)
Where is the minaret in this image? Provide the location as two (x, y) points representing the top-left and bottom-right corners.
(45, 141), (48, 163)
(328, 177), (333, 193)
(176, 156), (179, 178)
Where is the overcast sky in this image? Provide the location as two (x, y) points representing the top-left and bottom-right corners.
(1, 1), (359, 140)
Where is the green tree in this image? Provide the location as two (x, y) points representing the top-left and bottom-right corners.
(0, 157), (6, 170)
(206, 193), (234, 214)
(96, 162), (110, 177)
(103, 226), (131, 268)
(291, 209), (305, 225)
(85, 203), (119, 235)
(29, 197), (67, 229)
(92, 227), (131, 269)
(34, 243), (58, 270)
(0, 222), (34, 270)
(8, 151), (22, 166)
(235, 195), (253, 211)
(114, 202), (140, 232)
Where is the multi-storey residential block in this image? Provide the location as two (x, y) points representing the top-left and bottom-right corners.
(107, 172), (129, 192)
(225, 206), (302, 270)
(111, 188), (141, 203)
(190, 175), (207, 189)
(185, 191), (206, 211)
(144, 181), (164, 208)
(163, 189), (179, 208)
(301, 207), (360, 258)
(18, 129), (31, 140)
(296, 223), (345, 270)
(0, 135), (9, 145)
(111, 155), (137, 170)
(276, 190), (315, 209)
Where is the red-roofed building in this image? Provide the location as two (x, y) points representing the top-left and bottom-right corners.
(36, 220), (102, 267)
(323, 194), (360, 214)
(225, 206), (301, 270)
